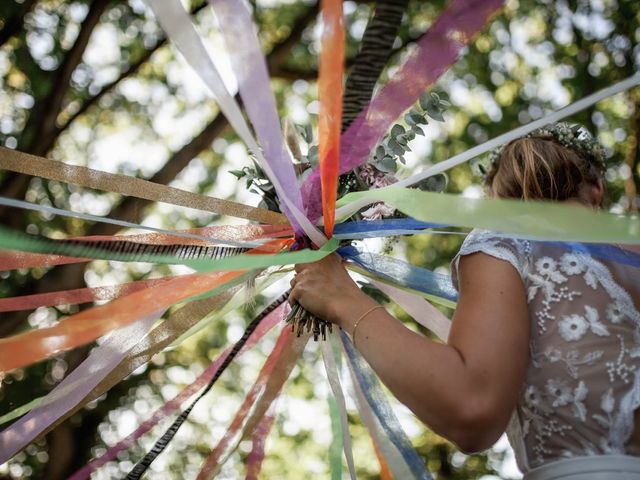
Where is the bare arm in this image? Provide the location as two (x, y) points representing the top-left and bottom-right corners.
(289, 252), (529, 452)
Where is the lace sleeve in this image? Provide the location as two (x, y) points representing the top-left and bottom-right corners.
(451, 229), (529, 291)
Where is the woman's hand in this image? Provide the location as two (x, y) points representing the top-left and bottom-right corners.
(288, 254), (371, 328)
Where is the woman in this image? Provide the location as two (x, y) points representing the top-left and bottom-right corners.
(289, 123), (640, 479)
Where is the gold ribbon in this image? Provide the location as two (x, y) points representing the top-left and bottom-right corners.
(0, 147), (287, 224)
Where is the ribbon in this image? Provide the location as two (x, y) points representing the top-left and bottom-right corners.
(0, 197), (263, 248)
(317, 0), (345, 237)
(341, 246), (458, 303)
(124, 298), (288, 479)
(171, 270), (289, 346)
(209, 0), (306, 236)
(0, 226), (342, 274)
(245, 406), (276, 480)
(341, 332), (432, 480)
(0, 277), (177, 312)
(333, 218), (442, 239)
(336, 188), (640, 244)
(0, 224), (292, 271)
(327, 396), (344, 480)
(338, 329), (416, 479)
(301, 0), (505, 220)
(0, 262), (253, 371)
(68, 300), (278, 480)
(40, 286), (242, 438)
(144, 0), (323, 244)
(0, 147), (286, 224)
(196, 329), (309, 480)
(373, 280), (451, 342)
(391, 73), (640, 190)
(321, 335), (356, 480)
(0, 310), (164, 464)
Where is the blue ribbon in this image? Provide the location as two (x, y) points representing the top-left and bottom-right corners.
(333, 218), (442, 239)
(341, 331), (432, 480)
(339, 246), (459, 303)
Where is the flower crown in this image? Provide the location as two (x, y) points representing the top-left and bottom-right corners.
(483, 122), (606, 175)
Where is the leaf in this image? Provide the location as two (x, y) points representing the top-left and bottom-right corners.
(376, 155), (397, 173)
(413, 125), (425, 136)
(390, 124), (405, 137)
(585, 306), (609, 336)
(419, 92), (432, 111)
(410, 110), (427, 125)
(404, 113), (415, 126)
(592, 413), (610, 428)
(425, 103), (445, 122)
(375, 145), (386, 160)
(601, 388), (615, 413)
(229, 169), (246, 179)
(387, 138), (405, 156)
(398, 156), (406, 165)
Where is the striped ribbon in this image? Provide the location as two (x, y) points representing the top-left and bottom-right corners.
(124, 295), (290, 479)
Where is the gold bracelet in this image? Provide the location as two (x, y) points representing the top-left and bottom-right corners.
(351, 305), (385, 348)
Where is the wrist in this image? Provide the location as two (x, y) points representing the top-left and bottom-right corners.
(332, 292), (378, 332)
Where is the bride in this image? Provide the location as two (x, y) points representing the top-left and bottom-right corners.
(289, 123), (640, 479)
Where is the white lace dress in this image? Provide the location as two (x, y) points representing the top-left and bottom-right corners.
(451, 229), (640, 473)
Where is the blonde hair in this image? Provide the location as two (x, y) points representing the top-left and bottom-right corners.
(486, 136), (604, 203)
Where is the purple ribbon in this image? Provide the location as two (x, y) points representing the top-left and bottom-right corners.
(209, 0), (306, 235)
(0, 310), (163, 463)
(301, 0), (504, 221)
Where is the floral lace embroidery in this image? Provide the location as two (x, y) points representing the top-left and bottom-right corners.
(451, 230), (640, 472)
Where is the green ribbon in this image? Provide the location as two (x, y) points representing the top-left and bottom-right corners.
(328, 395), (344, 480)
(337, 188), (640, 244)
(0, 226), (340, 272)
(0, 398), (42, 427)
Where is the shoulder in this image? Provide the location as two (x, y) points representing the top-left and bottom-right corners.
(451, 229), (530, 291)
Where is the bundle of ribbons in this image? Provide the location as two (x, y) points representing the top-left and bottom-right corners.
(0, 0), (639, 478)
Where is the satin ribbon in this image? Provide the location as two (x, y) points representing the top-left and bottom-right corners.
(0, 226), (342, 274)
(0, 224), (292, 270)
(333, 218), (442, 239)
(69, 302), (286, 479)
(0, 310), (164, 464)
(341, 246), (458, 303)
(336, 188), (640, 244)
(38, 287), (241, 439)
(0, 147), (286, 225)
(0, 277), (177, 312)
(321, 336), (356, 480)
(327, 395), (344, 480)
(373, 280), (451, 342)
(0, 239), (291, 372)
(171, 270), (288, 346)
(317, 0), (345, 237)
(338, 330), (416, 479)
(209, 0), (306, 237)
(245, 406), (276, 480)
(0, 196), (263, 248)
(301, 0), (505, 220)
(144, 0), (323, 244)
(341, 332), (432, 480)
(196, 329), (309, 480)
(391, 73), (640, 190)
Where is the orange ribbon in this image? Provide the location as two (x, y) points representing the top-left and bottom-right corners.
(318, 0), (345, 238)
(0, 239), (290, 372)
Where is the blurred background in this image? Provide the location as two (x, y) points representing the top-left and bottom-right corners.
(0, 0), (638, 478)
